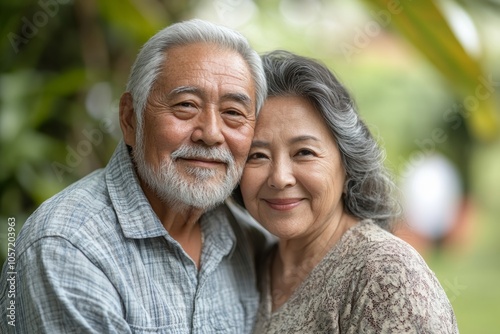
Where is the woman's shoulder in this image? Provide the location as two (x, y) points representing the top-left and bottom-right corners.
(357, 221), (450, 293)
(334, 221), (459, 332)
(318, 220), (425, 280)
(315, 220), (432, 302)
(343, 220), (426, 266)
(323, 220), (450, 306)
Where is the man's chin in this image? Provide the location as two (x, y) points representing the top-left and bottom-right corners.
(180, 168), (227, 183)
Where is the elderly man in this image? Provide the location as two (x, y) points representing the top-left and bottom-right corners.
(0, 19), (267, 333)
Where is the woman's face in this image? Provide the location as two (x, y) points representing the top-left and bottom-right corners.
(241, 96), (347, 240)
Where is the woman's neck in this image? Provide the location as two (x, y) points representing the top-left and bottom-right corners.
(270, 213), (358, 311)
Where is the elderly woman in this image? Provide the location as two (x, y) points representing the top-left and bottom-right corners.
(236, 51), (458, 333)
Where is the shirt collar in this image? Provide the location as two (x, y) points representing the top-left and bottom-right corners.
(200, 204), (237, 257)
(105, 140), (167, 239)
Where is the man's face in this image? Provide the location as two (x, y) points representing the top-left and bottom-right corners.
(132, 42), (257, 209)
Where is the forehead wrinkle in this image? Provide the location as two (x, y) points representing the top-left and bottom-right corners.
(164, 43), (252, 83)
(180, 57), (248, 74)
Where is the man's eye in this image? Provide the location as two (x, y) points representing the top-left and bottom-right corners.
(178, 102), (196, 108)
(223, 109), (243, 117)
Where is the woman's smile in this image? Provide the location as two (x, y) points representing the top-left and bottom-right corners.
(262, 198), (304, 211)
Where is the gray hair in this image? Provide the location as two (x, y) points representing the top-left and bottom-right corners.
(125, 19), (267, 128)
(258, 50), (400, 230)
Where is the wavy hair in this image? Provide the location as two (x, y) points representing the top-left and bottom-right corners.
(235, 50), (400, 230)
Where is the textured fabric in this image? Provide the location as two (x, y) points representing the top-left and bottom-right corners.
(0, 140), (263, 334)
(254, 220), (459, 333)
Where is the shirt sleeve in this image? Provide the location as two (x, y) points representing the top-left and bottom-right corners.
(346, 244), (459, 334)
(12, 236), (132, 334)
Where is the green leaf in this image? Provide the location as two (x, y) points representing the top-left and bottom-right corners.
(359, 0), (499, 141)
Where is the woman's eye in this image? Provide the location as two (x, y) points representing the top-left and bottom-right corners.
(247, 152), (268, 161)
(296, 149), (315, 157)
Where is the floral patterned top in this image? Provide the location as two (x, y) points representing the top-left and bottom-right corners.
(254, 220), (459, 333)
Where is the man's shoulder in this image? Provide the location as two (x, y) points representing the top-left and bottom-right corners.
(17, 168), (114, 251)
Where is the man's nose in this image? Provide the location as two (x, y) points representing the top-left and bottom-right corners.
(191, 106), (225, 146)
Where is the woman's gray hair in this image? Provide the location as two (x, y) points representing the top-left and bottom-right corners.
(258, 50), (400, 230)
(125, 19), (267, 128)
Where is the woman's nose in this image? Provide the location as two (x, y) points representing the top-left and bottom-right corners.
(267, 159), (296, 190)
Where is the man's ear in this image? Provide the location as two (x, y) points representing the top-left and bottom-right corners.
(119, 92), (137, 147)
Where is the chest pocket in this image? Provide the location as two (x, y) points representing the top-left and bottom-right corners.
(208, 298), (251, 332)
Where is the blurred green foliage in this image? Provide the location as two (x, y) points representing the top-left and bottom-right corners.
(360, 0), (499, 141)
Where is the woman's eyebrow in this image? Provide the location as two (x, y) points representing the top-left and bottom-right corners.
(251, 135), (320, 148)
(288, 135), (320, 145)
(250, 140), (269, 148)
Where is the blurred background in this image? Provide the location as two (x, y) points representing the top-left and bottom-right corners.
(1, 0), (499, 331)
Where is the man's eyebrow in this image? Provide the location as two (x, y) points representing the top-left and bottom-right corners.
(167, 86), (201, 97)
(221, 92), (252, 108)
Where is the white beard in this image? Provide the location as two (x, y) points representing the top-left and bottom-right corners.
(133, 132), (243, 211)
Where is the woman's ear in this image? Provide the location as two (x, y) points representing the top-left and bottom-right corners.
(119, 92), (137, 147)
(343, 178), (351, 196)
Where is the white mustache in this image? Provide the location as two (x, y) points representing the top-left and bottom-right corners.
(171, 145), (235, 165)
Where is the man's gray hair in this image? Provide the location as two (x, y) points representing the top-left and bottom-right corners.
(260, 50), (401, 230)
(126, 19), (267, 128)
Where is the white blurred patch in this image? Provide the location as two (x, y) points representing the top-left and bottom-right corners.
(402, 153), (462, 239)
(85, 82), (113, 120)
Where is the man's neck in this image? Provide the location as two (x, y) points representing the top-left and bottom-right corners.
(141, 180), (206, 269)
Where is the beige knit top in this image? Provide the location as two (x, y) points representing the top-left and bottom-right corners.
(254, 220), (459, 333)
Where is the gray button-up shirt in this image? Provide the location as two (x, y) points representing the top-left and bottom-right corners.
(0, 140), (264, 333)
